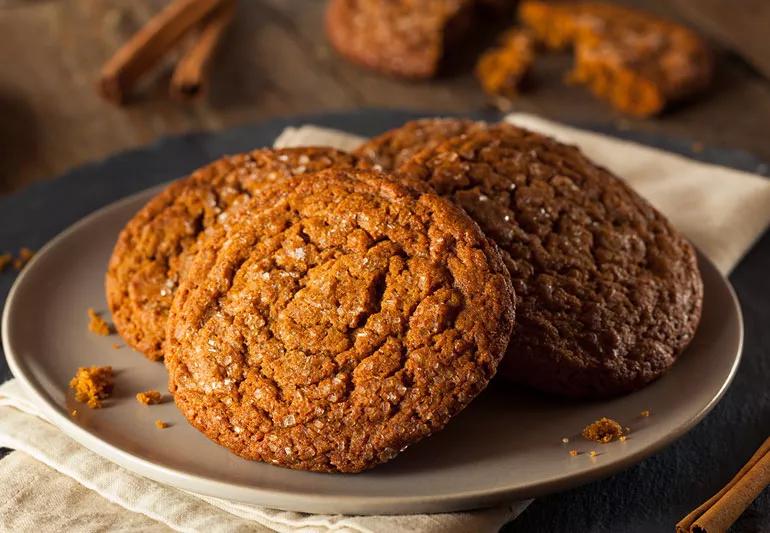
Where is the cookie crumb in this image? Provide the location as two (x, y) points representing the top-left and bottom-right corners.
(0, 253), (12, 272)
(87, 308), (112, 336)
(569, 449), (579, 457)
(589, 450), (598, 457)
(112, 343), (122, 350)
(561, 437), (570, 444)
(619, 435), (628, 442)
(155, 420), (169, 429)
(70, 409), (78, 417)
(640, 409), (651, 417)
(69, 366), (113, 408)
(136, 390), (162, 405)
(582, 417), (624, 443)
(13, 247), (34, 270)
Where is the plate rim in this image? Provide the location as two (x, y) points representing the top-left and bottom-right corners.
(1, 185), (745, 515)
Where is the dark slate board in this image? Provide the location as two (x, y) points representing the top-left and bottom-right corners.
(1, 109), (768, 532)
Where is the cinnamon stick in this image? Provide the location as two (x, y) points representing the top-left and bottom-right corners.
(170, 0), (236, 100)
(99, 0), (228, 104)
(677, 436), (770, 533)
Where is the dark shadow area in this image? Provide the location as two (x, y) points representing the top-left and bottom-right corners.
(439, 5), (519, 79)
(0, 90), (40, 194)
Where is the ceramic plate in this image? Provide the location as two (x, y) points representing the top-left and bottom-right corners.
(2, 186), (743, 515)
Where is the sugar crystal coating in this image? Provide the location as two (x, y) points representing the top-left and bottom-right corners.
(165, 168), (515, 472)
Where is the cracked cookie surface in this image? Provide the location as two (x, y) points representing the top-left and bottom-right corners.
(165, 168), (515, 472)
(325, 0), (474, 79)
(355, 118), (487, 172)
(398, 124), (703, 398)
(106, 147), (357, 360)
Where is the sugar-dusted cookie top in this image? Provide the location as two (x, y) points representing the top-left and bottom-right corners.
(165, 168), (515, 472)
(399, 123), (703, 398)
(106, 147), (357, 360)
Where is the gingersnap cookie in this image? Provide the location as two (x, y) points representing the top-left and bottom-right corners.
(475, 29), (535, 103)
(519, 1), (712, 117)
(325, 0), (475, 79)
(354, 118), (487, 172)
(165, 168), (515, 472)
(398, 124), (703, 398)
(106, 147), (357, 360)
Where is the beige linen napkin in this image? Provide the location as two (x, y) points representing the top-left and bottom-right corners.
(1, 113), (769, 532)
(0, 381), (526, 533)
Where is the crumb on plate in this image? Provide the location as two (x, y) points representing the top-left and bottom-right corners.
(88, 308), (112, 336)
(640, 409), (651, 417)
(155, 420), (169, 429)
(582, 417), (624, 443)
(69, 366), (113, 408)
(136, 390), (162, 405)
(569, 449), (579, 457)
(476, 29), (534, 102)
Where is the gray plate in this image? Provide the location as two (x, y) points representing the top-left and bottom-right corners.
(2, 185), (743, 515)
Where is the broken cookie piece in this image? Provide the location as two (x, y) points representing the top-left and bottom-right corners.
(519, 0), (712, 116)
(476, 29), (535, 106)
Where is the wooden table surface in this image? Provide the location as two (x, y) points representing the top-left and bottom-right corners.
(1, 0), (769, 195)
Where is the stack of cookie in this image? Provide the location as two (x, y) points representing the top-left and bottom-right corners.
(106, 119), (703, 473)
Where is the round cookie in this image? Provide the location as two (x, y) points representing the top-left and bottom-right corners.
(398, 124), (703, 398)
(165, 168), (515, 472)
(354, 118), (487, 171)
(106, 147), (357, 360)
(325, 0), (475, 79)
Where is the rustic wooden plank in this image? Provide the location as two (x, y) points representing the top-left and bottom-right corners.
(671, 0), (770, 81)
(0, 0), (767, 195)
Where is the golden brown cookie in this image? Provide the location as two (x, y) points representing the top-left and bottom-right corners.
(475, 29), (535, 104)
(325, 0), (475, 78)
(354, 118), (487, 172)
(106, 147), (357, 360)
(398, 124), (703, 398)
(165, 168), (515, 472)
(519, 0), (712, 117)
